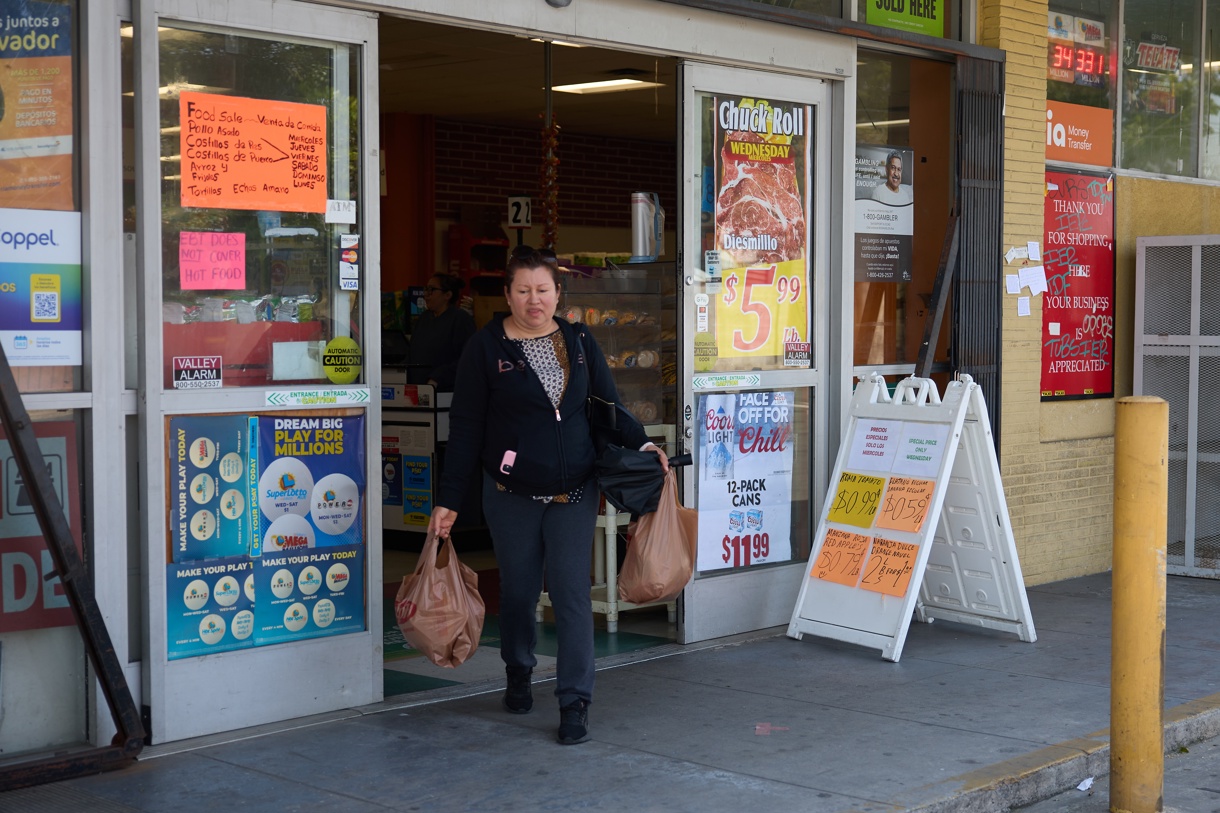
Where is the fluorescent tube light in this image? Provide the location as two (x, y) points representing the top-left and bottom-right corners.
(552, 78), (664, 94)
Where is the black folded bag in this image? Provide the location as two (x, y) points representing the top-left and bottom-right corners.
(594, 443), (665, 516)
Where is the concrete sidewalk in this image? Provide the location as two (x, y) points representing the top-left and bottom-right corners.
(3, 572), (1220, 813)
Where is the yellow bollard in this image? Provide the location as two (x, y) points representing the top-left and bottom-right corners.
(1111, 396), (1168, 813)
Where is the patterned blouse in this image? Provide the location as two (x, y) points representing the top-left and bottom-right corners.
(499, 330), (584, 504)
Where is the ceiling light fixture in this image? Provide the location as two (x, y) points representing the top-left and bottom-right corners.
(552, 78), (664, 94)
(530, 37), (584, 48)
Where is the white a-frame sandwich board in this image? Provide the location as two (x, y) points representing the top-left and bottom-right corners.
(787, 374), (1036, 662)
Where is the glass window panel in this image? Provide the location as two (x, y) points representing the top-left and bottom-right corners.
(1047, 1), (1117, 111)
(0, 0), (81, 393)
(853, 51), (953, 371)
(695, 92), (814, 374)
(159, 26), (361, 388)
(694, 388), (811, 574)
(0, 409), (88, 761)
(1202, 0), (1220, 178)
(1120, 0), (1200, 175)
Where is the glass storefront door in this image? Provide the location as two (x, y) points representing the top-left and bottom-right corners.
(678, 63), (831, 643)
(134, 0), (380, 743)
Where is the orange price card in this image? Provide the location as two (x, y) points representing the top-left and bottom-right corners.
(826, 471), (885, 528)
(811, 528), (870, 587)
(875, 476), (935, 534)
(858, 536), (919, 598)
(179, 91), (328, 213)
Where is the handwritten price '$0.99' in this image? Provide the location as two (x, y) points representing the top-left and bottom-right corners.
(723, 533), (769, 567)
(832, 486), (879, 520)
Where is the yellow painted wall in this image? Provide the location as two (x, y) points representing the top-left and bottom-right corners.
(978, 0), (1116, 583)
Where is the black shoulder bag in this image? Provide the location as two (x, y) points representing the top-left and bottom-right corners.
(579, 329), (665, 515)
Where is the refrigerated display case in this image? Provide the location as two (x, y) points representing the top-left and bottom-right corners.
(560, 261), (677, 429)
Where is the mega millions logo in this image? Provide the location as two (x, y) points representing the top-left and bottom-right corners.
(270, 533), (309, 550)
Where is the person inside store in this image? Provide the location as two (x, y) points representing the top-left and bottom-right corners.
(428, 245), (668, 745)
(871, 150), (913, 206)
(407, 273), (477, 390)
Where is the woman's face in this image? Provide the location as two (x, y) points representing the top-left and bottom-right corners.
(505, 265), (560, 333)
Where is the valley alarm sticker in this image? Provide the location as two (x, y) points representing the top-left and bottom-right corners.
(172, 356), (222, 389)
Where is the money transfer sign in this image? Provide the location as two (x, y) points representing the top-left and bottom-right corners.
(696, 390), (794, 571)
(179, 91), (327, 213)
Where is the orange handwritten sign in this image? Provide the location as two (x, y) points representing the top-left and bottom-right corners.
(811, 528), (869, 587)
(875, 477), (935, 534)
(859, 536), (918, 597)
(179, 91), (327, 213)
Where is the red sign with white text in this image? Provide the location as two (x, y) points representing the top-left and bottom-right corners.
(0, 421), (82, 632)
(1041, 171), (1114, 400)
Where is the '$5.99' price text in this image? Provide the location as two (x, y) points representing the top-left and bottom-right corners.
(723, 533), (769, 567)
(720, 266), (803, 352)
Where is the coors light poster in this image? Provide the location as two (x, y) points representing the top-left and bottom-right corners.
(1041, 170), (1114, 400)
(695, 391), (795, 572)
(712, 97), (811, 365)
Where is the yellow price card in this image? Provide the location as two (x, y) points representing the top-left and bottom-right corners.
(826, 471), (885, 529)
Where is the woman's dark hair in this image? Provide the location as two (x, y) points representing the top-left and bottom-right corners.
(505, 245), (561, 288)
(430, 273), (464, 307)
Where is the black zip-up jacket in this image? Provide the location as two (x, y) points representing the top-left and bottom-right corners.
(436, 314), (649, 509)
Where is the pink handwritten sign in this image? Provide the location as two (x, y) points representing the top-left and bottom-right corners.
(180, 231), (246, 290)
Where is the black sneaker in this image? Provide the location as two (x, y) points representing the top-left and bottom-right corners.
(557, 699), (589, 745)
(503, 668), (533, 714)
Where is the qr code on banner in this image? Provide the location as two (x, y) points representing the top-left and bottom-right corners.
(32, 291), (59, 322)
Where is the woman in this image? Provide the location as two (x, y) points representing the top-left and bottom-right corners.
(429, 246), (667, 745)
(406, 273), (476, 390)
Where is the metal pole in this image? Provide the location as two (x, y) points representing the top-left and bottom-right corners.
(1110, 395), (1167, 813)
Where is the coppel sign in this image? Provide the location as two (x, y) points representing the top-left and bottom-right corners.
(0, 208), (80, 263)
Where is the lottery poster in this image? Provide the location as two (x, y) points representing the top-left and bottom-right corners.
(253, 542), (365, 645)
(165, 555), (255, 659)
(695, 390), (794, 572)
(257, 414), (366, 555)
(169, 415), (254, 563)
(709, 96), (811, 366)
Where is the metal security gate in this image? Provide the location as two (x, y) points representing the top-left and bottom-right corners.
(1135, 235), (1220, 577)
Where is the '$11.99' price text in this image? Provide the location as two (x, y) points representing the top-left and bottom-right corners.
(722, 533), (769, 567)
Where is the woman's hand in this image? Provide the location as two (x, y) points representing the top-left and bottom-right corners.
(643, 442), (670, 473)
(429, 507), (458, 539)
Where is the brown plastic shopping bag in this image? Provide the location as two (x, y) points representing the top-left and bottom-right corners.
(618, 469), (697, 604)
(394, 533), (485, 667)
